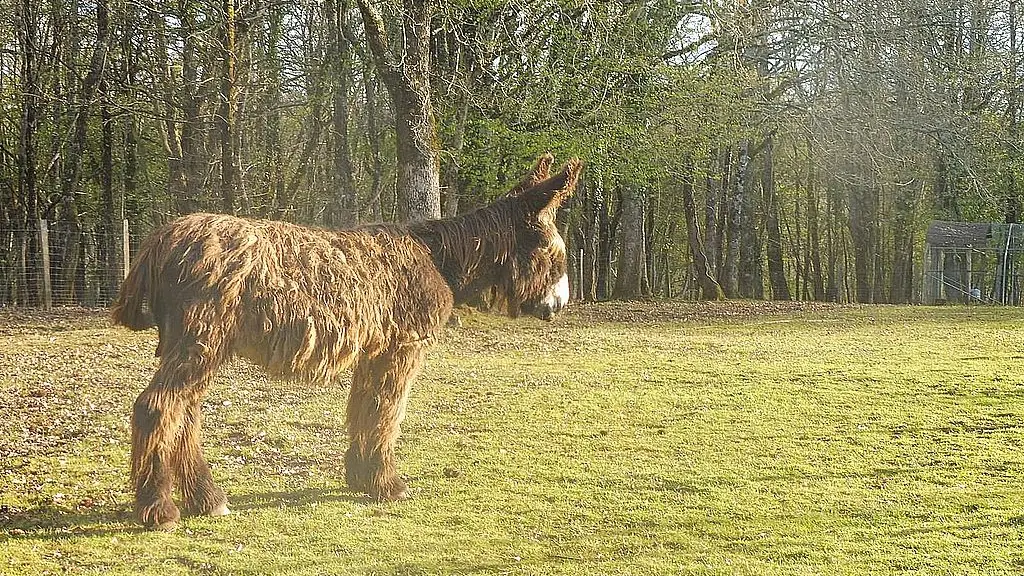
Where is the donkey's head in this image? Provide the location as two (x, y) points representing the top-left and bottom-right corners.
(502, 154), (582, 321)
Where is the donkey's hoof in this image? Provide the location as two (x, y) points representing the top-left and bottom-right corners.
(208, 502), (231, 517)
(384, 487), (409, 502)
(152, 519), (179, 533)
(184, 497), (231, 518)
(137, 498), (180, 531)
(370, 478), (409, 502)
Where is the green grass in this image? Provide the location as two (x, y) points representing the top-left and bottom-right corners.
(2, 302), (1023, 575)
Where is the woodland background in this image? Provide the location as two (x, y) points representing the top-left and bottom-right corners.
(1, 0), (1021, 306)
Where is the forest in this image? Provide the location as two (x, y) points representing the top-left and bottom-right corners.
(1, 0), (1021, 307)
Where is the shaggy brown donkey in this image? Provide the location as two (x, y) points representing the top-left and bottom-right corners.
(111, 154), (581, 530)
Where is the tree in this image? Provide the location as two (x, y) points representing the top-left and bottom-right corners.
(217, 0), (239, 214)
(680, 160), (725, 300)
(613, 186), (649, 299)
(327, 0), (358, 226)
(356, 0), (441, 221)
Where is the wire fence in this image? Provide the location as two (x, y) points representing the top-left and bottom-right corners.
(0, 220), (131, 308)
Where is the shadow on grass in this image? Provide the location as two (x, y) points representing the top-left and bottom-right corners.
(229, 487), (365, 511)
(0, 486), (368, 539)
(0, 501), (136, 539)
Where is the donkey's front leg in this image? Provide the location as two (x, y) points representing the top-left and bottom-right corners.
(176, 401), (230, 518)
(345, 344), (426, 501)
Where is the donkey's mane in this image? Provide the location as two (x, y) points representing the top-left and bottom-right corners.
(406, 199), (520, 304)
(361, 153), (564, 307)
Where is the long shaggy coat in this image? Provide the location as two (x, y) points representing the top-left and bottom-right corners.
(111, 154), (581, 530)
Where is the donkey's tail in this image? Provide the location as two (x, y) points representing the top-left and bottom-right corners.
(111, 241), (156, 330)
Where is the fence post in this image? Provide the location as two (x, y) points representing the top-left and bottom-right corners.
(39, 218), (52, 310)
(577, 248), (584, 301)
(122, 218), (130, 280)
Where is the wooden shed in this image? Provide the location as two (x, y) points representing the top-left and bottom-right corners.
(922, 220), (1024, 304)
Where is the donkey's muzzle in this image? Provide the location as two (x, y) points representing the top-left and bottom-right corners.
(526, 299), (564, 321)
(536, 304), (556, 321)
(534, 274), (569, 321)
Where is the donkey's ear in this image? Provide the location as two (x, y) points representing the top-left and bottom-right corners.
(522, 158), (582, 214)
(507, 153), (554, 197)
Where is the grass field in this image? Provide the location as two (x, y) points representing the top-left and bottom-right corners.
(1, 301), (1023, 575)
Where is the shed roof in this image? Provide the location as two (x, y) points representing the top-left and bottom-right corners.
(926, 220), (1024, 250)
(925, 221), (991, 248)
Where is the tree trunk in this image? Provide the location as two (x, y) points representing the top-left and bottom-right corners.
(713, 149), (731, 287)
(179, 3), (204, 213)
(682, 162), (724, 300)
(890, 183), (916, 303)
(393, 92), (441, 221)
(124, 113), (139, 255)
(99, 0), (120, 302)
(703, 150), (723, 276)
(736, 141), (763, 299)
(558, 208), (574, 298)
(261, 5), (285, 219)
(58, 0), (110, 304)
(98, 75), (116, 302)
(218, 0), (239, 214)
(613, 186), (649, 299)
(580, 177), (600, 301)
(824, 179), (841, 302)
(762, 136), (790, 300)
(0, 145), (10, 304)
(644, 191), (659, 295)
(596, 190), (612, 301)
(848, 184), (877, 303)
(364, 72), (385, 221)
(0, 203), (9, 306)
(329, 0), (358, 226)
(442, 94), (470, 218)
(15, 0), (41, 305)
(357, 0), (441, 222)
(723, 145), (743, 298)
(933, 153), (958, 219)
(151, 11), (187, 210)
(1006, 0), (1020, 226)
(806, 157), (825, 300)
(278, 100), (325, 217)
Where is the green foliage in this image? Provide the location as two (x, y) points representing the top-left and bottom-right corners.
(4, 1), (1024, 304)
(2, 303), (1023, 574)
(438, 0), (733, 187)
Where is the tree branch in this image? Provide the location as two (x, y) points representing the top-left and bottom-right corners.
(355, 0), (400, 87)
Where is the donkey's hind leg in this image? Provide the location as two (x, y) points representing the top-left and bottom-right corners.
(131, 377), (185, 531)
(345, 344), (427, 501)
(176, 401), (230, 517)
(131, 343), (222, 530)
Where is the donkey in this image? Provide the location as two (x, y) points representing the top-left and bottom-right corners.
(111, 154), (581, 530)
